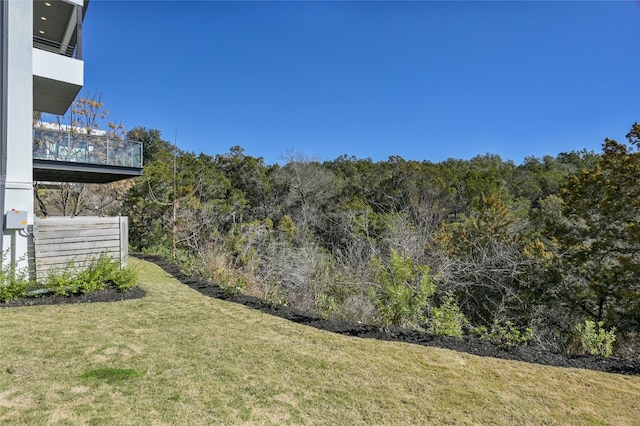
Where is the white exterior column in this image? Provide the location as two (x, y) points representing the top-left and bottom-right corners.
(1, 0), (34, 272)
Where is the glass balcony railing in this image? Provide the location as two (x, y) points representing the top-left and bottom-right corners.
(33, 127), (143, 169)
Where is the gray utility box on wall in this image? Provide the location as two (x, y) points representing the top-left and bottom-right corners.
(5, 209), (28, 230)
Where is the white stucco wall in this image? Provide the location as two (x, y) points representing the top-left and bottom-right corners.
(2, 0), (34, 271)
(33, 47), (84, 114)
(33, 48), (83, 87)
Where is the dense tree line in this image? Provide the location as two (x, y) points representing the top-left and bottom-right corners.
(35, 120), (640, 357)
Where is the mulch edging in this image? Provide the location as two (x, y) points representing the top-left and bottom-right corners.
(0, 286), (146, 308)
(136, 254), (640, 377)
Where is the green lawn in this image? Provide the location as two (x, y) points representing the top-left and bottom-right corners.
(1, 258), (639, 425)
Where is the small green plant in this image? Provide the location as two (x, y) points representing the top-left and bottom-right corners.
(471, 325), (489, 336)
(0, 263), (30, 302)
(315, 293), (337, 319)
(278, 215), (296, 241)
(79, 255), (137, 292)
(76, 257), (111, 293)
(0, 280), (28, 302)
(0, 252), (30, 302)
(575, 320), (616, 357)
(428, 295), (466, 337)
(486, 321), (534, 348)
(43, 255), (137, 295)
(265, 280), (289, 307)
(44, 267), (77, 295)
(110, 266), (138, 291)
(369, 249), (435, 329)
(212, 268), (246, 297)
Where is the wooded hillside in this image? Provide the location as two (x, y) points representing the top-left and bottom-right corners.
(36, 121), (640, 358)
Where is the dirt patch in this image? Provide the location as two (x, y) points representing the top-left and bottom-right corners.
(136, 254), (640, 377)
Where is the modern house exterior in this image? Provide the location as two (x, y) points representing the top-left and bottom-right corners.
(1, 0), (142, 278)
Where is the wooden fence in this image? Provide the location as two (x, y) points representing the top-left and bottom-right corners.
(29, 216), (128, 281)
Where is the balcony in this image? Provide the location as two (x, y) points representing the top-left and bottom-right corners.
(33, 127), (143, 184)
(33, 0), (86, 114)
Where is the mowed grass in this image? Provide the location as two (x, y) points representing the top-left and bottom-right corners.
(1, 258), (639, 425)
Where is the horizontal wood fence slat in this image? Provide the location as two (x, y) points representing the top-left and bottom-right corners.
(31, 216), (129, 281)
(34, 228), (121, 240)
(35, 242), (123, 254)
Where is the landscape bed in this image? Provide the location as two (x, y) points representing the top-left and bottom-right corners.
(2, 254), (638, 376)
(0, 286), (145, 308)
(136, 254), (640, 377)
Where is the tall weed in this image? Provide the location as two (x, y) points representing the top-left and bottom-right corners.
(428, 295), (466, 337)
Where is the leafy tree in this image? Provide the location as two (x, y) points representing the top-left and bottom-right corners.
(123, 147), (230, 257)
(114, 121), (638, 354)
(548, 123), (640, 332)
(215, 146), (272, 221)
(272, 153), (338, 234)
(429, 192), (539, 326)
(127, 127), (174, 164)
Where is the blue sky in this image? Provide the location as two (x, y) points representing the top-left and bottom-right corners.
(77, 1), (640, 165)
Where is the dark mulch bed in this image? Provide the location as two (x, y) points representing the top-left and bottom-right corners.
(0, 286), (146, 308)
(136, 254), (640, 377)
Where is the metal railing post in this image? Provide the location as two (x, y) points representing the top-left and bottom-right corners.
(75, 4), (82, 60)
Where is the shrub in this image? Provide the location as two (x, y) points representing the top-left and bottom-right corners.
(369, 249), (435, 329)
(77, 257), (113, 293)
(315, 293), (337, 319)
(0, 263), (29, 302)
(44, 264), (77, 295)
(486, 321), (534, 348)
(0, 252), (30, 302)
(200, 247), (246, 296)
(576, 320), (616, 357)
(265, 279), (289, 307)
(110, 266), (138, 291)
(428, 295), (466, 337)
(278, 215), (296, 241)
(314, 275), (373, 322)
(216, 269), (247, 296)
(0, 279), (29, 302)
(44, 255), (137, 295)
